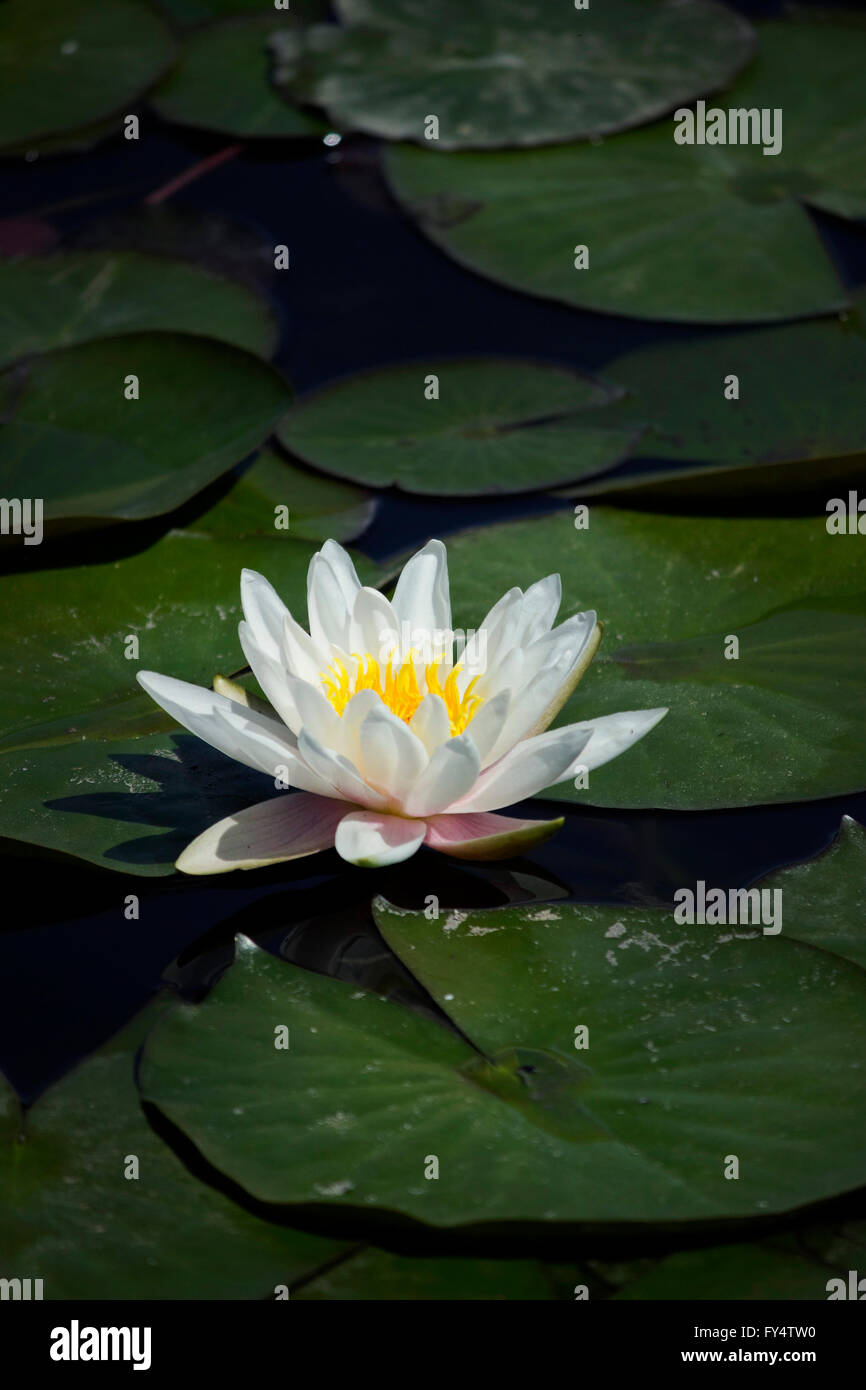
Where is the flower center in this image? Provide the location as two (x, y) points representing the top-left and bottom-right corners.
(320, 652), (482, 735)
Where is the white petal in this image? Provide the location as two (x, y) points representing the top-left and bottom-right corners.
(562, 708), (669, 774)
(338, 688), (386, 764)
(238, 620), (299, 733)
(358, 705), (429, 805)
(176, 792), (346, 874)
(403, 733), (481, 818)
(451, 723), (594, 813)
(307, 553), (353, 651)
(408, 692), (451, 755)
(424, 810), (564, 861)
(349, 586), (400, 660)
(484, 615), (600, 761)
(319, 540), (363, 607)
(298, 727), (388, 810)
(335, 810), (426, 867)
(240, 569), (289, 662)
(391, 539), (450, 635)
(284, 675), (343, 748)
(137, 670), (300, 779)
(464, 689), (511, 763)
(282, 611), (327, 682)
(514, 574), (561, 644)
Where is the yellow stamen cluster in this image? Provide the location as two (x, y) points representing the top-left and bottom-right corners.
(320, 652), (483, 735)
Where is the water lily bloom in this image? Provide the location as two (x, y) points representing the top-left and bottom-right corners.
(137, 539), (666, 871)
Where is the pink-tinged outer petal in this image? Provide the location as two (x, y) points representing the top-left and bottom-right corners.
(335, 810), (427, 867)
(176, 792), (347, 875)
(424, 811), (564, 861)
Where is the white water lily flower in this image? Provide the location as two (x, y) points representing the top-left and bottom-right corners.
(137, 539), (666, 871)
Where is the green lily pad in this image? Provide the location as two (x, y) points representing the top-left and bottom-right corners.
(755, 817), (866, 973)
(0, 252), (278, 368)
(296, 1247), (570, 1299)
(277, 360), (640, 495)
(0, 530), (380, 873)
(587, 296), (866, 494)
(152, 17), (326, 138)
(614, 1222), (866, 1300)
(0, 0), (176, 151)
(140, 854), (866, 1226)
(0, 1002), (347, 1298)
(274, 0), (754, 150)
(0, 333), (291, 529)
(441, 507), (866, 809)
(200, 448), (377, 542)
(385, 15), (865, 322)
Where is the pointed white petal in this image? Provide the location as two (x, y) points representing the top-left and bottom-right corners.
(349, 586), (400, 660)
(298, 727), (388, 810)
(338, 688), (386, 765)
(176, 792), (346, 874)
(484, 615), (600, 761)
(285, 675), (343, 748)
(281, 611), (326, 683)
(238, 620), (298, 733)
(408, 692), (451, 755)
(451, 723), (594, 813)
(391, 539), (450, 635)
(335, 810), (426, 867)
(319, 540), (362, 607)
(464, 688), (511, 763)
(424, 810), (564, 861)
(563, 708), (669, 774)
(307, 553), (353, 651)
(240, 569), (289, 662)
(358, 705), (429, 805)
(403, 732), (481, 818)
(137, 670), (298, 778)
(514, 574), (561, 643)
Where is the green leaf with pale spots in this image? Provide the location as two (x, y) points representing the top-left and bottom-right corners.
(440, 507), (866, 809)
(385, 16), (865, 322)
(139, 832), (866, 1226)
(0, 0), (176, 151)
(274, 0), (754, 150)
(0, 1002), (347, 1298)
(277, 359), (641, 495)
(0, 333), (291, 531)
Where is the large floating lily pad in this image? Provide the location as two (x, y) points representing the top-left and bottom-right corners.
(0, 1003), (346, 1298)
(441, 507), (866, 810)
(274, 0), (754, 150)
(0, 0), (176, 151)
(152, 17), (326, 138)
(0, 252), (278, 367)
(386, 16), (865, 322)
(595, 295), (866, 488)
(0, 531), (380, 873)
(0, 333), (291, 530)
(140, 848), (866, 1226)
(277, 359), (640, 495)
